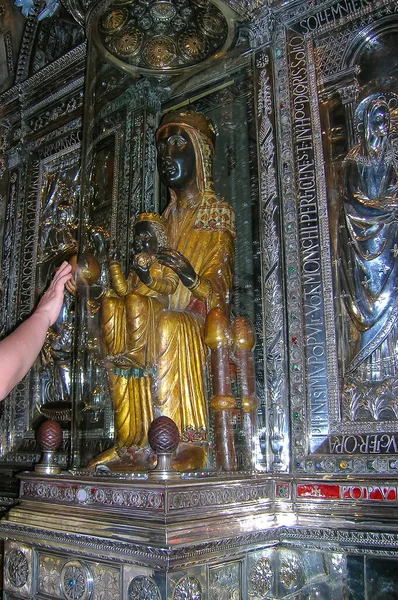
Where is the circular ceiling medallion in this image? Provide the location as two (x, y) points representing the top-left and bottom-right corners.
(150, 1), (177, 21)
(178, 31), (208, 62)
(107, 26), (144, 57)
(197, 11), (226, 38)
(99, 7), (128, 33)
(143, 35), (177, 68)
(91, 0), (233, 74)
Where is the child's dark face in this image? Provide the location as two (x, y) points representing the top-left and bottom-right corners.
(133, 221), (158, 255)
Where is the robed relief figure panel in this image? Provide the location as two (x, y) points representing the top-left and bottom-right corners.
(87, 110), (237, 471)
(38, 169), (79, 409)
(338, 94), (398, 421)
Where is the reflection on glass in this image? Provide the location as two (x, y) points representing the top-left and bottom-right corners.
(71, 56), (263, 472)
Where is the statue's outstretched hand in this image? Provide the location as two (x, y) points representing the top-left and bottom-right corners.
(157, 249), (196, 288)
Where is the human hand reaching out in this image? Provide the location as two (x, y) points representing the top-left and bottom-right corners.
(64, 255), (77, 295)
(0, 261), (73, 400)
(35, 261), (73, 327)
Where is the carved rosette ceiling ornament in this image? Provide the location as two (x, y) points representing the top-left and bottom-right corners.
(85, 0), (237, 75)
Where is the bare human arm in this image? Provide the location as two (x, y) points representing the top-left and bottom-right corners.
(0, 261), (73, 400)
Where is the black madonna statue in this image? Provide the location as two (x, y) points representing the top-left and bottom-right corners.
(339, 96), (398, 392)
(91, 109), (236, 470)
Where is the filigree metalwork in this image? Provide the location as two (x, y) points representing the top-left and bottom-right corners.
(128, 576), (161, 600)
(143, 112), (156, 212)
(267, 0), (398, 476)
(143, 35), (177, 68)
(6, 549), (29, 588)
(38, 553), (63, 596)
(108, 26), (144, 58)
(0, 169), (18, 338)
(21, 479), (164, 510)
(250, 557), (273, 597)
(26, 90), (84, 134)
(343, 377), (398, 423)
(307, 36), (340, 444)
(279, 552), (301, 591)
(256, 48), (288, 471)
(92, 564), (120, 600)
(168, 482), (271, 509)
(281, 525), (398, 553)
(248, 10), (273, 48)
(209, 563), (240, 600)
(0, 33), (83, 456)
(15, 8), (41, 82)
(2, 520), (172, 566)
(38, 165), (79, 407)
(272, 20), (310, 472)
(20, 42), (86, 92)
(314, 1), (394, 80)
(336, 93), (398, 428)
(60, 560), (92, 600)
(173, 576), (202, 600)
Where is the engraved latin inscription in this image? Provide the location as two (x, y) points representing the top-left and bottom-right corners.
(289, 35), (328, 437)
(330, 434), (398, 454)
(297, 0), (373, 34)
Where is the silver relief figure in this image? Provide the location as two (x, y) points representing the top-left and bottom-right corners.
(38, 170), (79, 406)
(339, 97), (398, 397)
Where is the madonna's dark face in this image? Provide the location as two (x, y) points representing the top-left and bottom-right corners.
(156, 125), (196, 190)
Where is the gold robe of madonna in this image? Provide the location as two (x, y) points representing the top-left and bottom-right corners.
(156, 191), (235, 440)
(97, 112), (236, 464)
(101, 260), (178, 448)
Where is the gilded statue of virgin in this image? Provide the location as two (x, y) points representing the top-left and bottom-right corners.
(91, 109), (236, 469)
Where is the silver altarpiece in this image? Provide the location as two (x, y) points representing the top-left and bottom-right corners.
(0, 0), (398, 597)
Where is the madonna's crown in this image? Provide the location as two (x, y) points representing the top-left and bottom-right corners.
(157, 109), (216, 150)
(135, 212), (166, 227)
